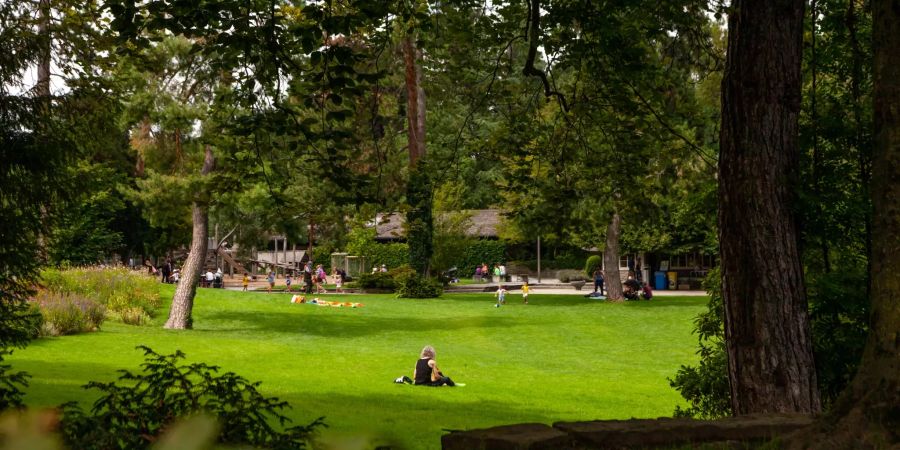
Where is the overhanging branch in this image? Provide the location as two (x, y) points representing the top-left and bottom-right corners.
(522, 0), (569, 112)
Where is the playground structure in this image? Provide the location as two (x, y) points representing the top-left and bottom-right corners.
(330, 253), (368, 278)
(209, 235), (311, 278)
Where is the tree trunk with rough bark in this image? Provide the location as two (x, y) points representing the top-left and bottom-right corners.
(790, 1), (900, 446)
(404, 32), (432, 275)
(164, 145), (215, 330)
(403, 34), (426, 167)
(718, 0), (821, 415)
(603, 213), (623, 301)
(36, 0), (51, 100)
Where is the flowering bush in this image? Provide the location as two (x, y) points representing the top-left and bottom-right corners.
(31, 291), (105, 336)
(40, 267), (160, 324)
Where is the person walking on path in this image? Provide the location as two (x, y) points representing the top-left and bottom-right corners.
(521, 282), (530, 304)
(494, 285), (507, 307)
(267, 271), (275, 293)
(303, 264), (313, 294)
(242, 273), (249, 291)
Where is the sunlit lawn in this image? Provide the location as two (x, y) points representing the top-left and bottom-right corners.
(14, 285), (707, 450)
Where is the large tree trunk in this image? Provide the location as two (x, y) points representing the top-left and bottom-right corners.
(602, 213), (624, 301)
(404, 33), (432, 275)
(164, 146), (215, 330)
(36, 0), (51, 100)
(790, 2), (900, 446)
(718, 0), (821, 414)
(403, 34), (426, 166)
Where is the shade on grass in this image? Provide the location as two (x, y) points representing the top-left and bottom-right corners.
(13, 285), (707, 449)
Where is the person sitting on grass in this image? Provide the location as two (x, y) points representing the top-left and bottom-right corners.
(623, 277), (641, 300)
(414, 346), (456, 387)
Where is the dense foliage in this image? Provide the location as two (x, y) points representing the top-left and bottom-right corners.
(669, 268), (731, 419)
(584, 255), (603, 277)
(60, 346), (324, 450)
(395, 271), (443, 298)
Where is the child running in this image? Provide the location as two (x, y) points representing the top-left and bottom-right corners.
(521, 282), (530, 304)
(285, 274), (293, 292)
(242, 273), (249, 291)
(494, 285), (507, 308)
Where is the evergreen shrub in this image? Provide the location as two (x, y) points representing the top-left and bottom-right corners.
(0, 350), (29, 410)
(59, 346), (324, 450)
(584, 255), (603, 277)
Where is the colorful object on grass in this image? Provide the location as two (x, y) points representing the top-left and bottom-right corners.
(291, 295), (363, 308)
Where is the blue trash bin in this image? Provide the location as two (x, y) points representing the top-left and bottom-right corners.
(654, 271), (667, 290)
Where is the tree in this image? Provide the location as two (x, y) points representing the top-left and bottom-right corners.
(718, 0), (820, 414)
(789, 0), (900, 445)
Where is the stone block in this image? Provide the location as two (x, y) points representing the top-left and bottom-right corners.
(442, 423), (574, 450)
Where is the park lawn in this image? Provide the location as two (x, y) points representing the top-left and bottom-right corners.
(13, 286), (707, 450)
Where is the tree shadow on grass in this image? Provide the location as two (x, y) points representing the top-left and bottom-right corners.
(281, 390), (562, 449)
(196, 310), (519, 337)
(620, 297), (708, 308)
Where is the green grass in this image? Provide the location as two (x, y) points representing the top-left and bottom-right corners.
(13, 286), (707, 450)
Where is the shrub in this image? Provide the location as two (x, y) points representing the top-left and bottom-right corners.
(395, 272), (443, 299)
(357, 272), (396, 291)
(40, 267), (161, 323)
(669, 267), (731, 419)
(117, 306), (152, 326)
(807, 267), (870, 407)
(59, 346), (324, 450)
(0, 350), (29, 410)
(556, 269), (587, 283)
(31, 291), (105, 337)
(584, 255), (603, 277)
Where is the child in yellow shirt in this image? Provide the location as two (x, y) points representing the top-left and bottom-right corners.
(242, 274), (249, 291)
(521, 282), (530, 304)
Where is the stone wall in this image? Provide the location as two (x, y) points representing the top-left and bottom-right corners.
(442, 414), (814, 449)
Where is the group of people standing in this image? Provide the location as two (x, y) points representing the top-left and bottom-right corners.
(146, 259), (180, 284)
(259, 262), (347, 294)
(473, 262), (507, 282)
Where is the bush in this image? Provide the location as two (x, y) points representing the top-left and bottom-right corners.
(40, 267), (161, 323)
(584, 255), (603, 277)
(116, 306), (152, 326)
(31, 291), (106, 337)
(807, 267), (870, 407)
(395, 272), (443, 299)
(357, 272), (396, 290)
(0, 350), (29, 410)
(668, 267), (731, 419)
(59, 346), (324, 450)
(556, 270), (587, 283)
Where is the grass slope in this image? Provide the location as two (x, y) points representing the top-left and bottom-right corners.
(14, 286), (707, 449)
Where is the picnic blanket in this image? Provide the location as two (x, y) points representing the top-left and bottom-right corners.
(290, 295), (364, 308)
